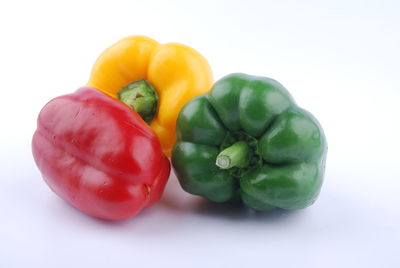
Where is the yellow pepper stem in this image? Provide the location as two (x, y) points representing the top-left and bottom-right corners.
(118, 79), (158, 124)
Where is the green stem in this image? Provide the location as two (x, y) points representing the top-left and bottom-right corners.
(216, 141), (250, 169)
(118, 79), (158, 124)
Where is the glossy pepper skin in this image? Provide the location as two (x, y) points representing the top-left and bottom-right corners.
(87, 36), (213, 156)
(32, 87), (170, 220)
(172, 73), (327, 211)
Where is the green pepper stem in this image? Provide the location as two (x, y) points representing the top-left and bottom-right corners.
(216, 141), (250, 169)
(118, 79), (158, 124)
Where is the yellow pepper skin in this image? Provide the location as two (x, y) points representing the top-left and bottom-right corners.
(87, 36), (213, 156)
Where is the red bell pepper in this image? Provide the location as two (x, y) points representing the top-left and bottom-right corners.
(32, 87), (170, 220)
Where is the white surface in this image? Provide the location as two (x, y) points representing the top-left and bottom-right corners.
(1, 0), (400, 267)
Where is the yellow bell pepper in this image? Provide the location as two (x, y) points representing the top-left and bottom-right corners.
(87, 36), (213, 157)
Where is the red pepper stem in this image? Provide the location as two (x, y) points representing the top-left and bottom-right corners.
(118, 79), (158, 124)
(216, 141), (250, 169)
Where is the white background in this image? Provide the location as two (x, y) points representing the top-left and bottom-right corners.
(1, 0), (399, 267)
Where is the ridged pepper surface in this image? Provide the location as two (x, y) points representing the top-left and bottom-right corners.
(32, 87), (170, 220)
(87, 36), (213, 156)
(172, 73), (327, 211)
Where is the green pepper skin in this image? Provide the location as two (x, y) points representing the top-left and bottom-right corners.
(172, 73), (327, 211)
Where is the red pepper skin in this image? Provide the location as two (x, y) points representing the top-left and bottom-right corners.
(32, 87), (170, 220)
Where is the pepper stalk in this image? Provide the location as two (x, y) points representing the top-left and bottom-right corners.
(215, 141), (250, 169)
(118, 79), (158, 124)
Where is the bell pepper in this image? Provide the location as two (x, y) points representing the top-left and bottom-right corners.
(87, 36), (213, 156)
(172, 73), (327, 211)
(32, 87), (170, 220)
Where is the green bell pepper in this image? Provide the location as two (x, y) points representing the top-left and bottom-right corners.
(172, 73), (327, 211)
